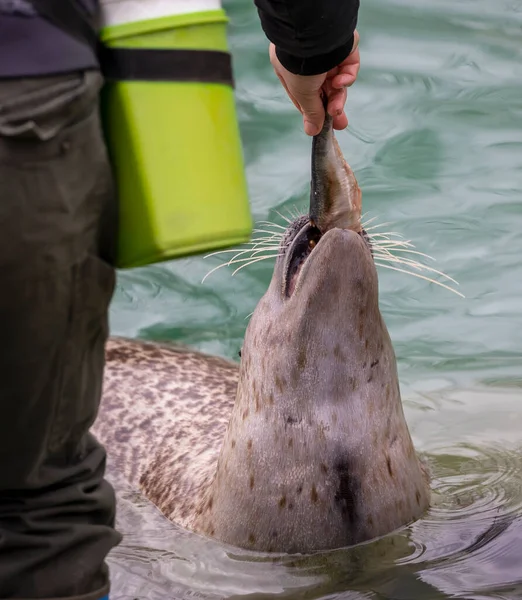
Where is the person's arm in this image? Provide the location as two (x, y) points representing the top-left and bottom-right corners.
(255, 0), (359, 76)
(254, 0), (361, 135)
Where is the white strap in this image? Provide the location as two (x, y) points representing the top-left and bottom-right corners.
(100, 0), (222, 28)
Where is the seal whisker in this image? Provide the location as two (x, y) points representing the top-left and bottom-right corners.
(372, 241), (416, 250)
(221, 250), (283, 268)
(257, 220), (287, 227)
(245, 234), (281, 244)
(222, 248), (283, 265)
(251, 230), (282, 237)
(253, 229), (284, 240)
(369, 238), (417, 251)
(363, 221), (396, 231)
(364, 221), (461, 291)
(369, 237), (413, 245)
(201, 261), (234, 282)
(254, 235), (284, 243)
(205, 241), (278, 254)
(280, 206), (304, 225)
(287, 205), (302, 220)
(204, 242), (281, 259)
(231, 254), (284, 276)
(370, 238), (414, 248)
(372, 251), (459, 285)
(257, 221), (288, 231)
(252, 229), (286, 239)
(361, 211), (376, 222)
(250, 241), (283, 248)
(374, 262), (465, 297)
(202, 249), (282, 283)
(373, 250), (451, 280)
(372, 252), (430, 272)
(275, 210), (293, 224)
(368, 232), (407, 241)
(203, 242), (280, 276)
(361, 217), (384, 230)
(249, 238), (283, 247)
(248, 246), (283, 255)
(371, 245), (435, 261)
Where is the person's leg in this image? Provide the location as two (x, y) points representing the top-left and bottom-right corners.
(0, 70), (121, 598)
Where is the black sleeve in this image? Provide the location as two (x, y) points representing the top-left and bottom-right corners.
(254, 0), (359, 76)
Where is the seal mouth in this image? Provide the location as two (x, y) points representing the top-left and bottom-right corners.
(283, 223), (372, 298)
(283, 222), (322, 298)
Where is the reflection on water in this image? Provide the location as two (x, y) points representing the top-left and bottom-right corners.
(107, 0), (522, 597)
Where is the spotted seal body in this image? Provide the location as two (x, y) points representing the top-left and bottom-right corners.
(93, 114), (430, 553)
(94, 339), (237, 529)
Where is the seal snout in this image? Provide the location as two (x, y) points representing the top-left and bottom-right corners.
(283, 222), (372, 299)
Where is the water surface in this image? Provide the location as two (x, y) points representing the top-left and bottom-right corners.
(107, 0), (522, 597)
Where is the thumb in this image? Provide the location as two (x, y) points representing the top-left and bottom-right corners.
(296, 87), (326, 136)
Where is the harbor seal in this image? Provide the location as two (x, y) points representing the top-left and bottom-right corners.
(93, 113), (430, 554)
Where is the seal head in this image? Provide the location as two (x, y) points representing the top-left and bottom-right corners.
(193, 116), (430, 553)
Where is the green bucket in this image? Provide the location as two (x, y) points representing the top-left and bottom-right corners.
(99, 9), (253, 269)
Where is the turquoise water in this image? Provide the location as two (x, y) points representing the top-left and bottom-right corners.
(107, 0), (522, 597)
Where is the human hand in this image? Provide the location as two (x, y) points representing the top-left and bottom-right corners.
(269, 31), (360, 136)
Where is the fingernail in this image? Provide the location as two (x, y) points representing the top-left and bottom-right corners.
(304, 121), (320, 136)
